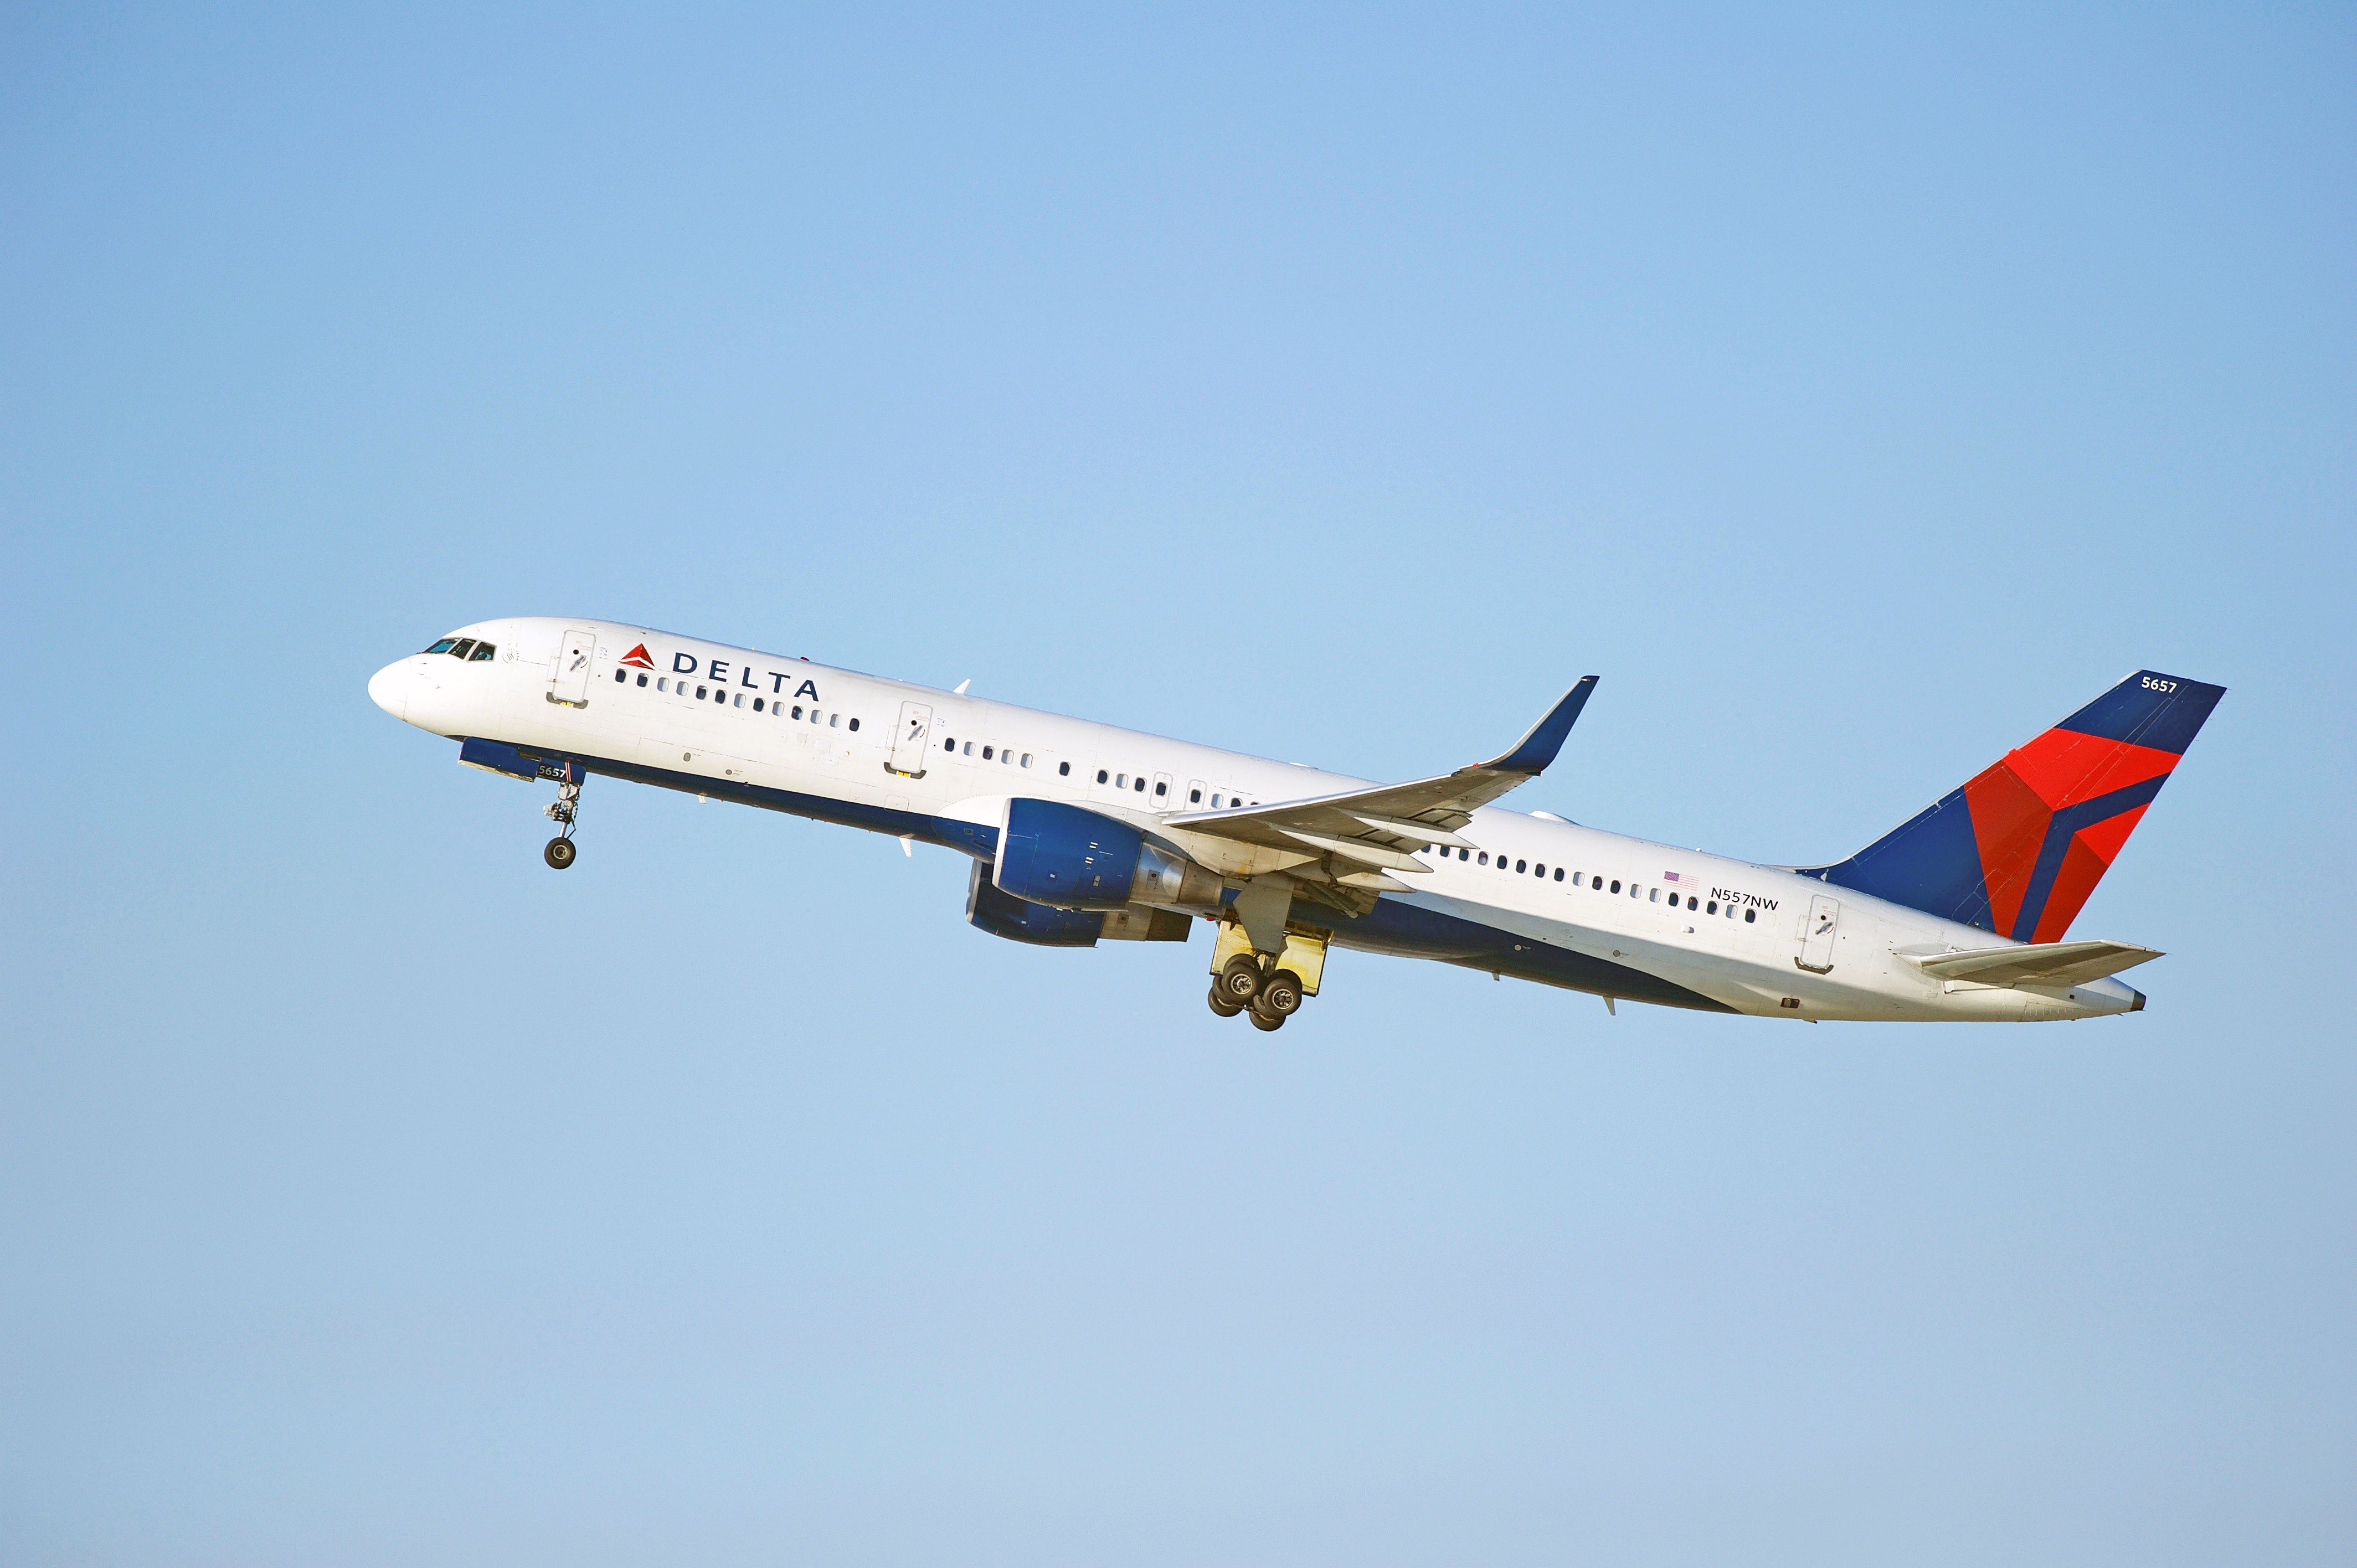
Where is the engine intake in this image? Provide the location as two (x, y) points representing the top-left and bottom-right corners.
(995, 798), (1223, 911)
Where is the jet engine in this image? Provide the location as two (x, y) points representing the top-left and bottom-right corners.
(966, 862), (1190, 947)
(994, 798), (1224, 912)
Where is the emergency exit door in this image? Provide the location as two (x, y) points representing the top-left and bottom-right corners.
(888, 701), (934, 778)
(1796, 895), (1840, 973)
(549, 628), (595, 706)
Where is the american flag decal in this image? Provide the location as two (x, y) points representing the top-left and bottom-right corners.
(1664, 870), (1686, 883)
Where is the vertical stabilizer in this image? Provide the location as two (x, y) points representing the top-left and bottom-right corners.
(1805, 671), (2224, 940)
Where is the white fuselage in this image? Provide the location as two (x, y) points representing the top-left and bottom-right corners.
(369, 617), (2144, 1023)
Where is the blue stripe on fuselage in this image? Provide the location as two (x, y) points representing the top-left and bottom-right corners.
(503, 740), (1733, 1014)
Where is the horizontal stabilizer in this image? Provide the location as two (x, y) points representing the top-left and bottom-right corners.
(1906, 939), (2160, 989)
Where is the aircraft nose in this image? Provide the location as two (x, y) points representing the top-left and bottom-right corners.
(368, 660), (409, 720)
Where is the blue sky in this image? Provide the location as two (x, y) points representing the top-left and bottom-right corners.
(3, 6), (2351, 1564)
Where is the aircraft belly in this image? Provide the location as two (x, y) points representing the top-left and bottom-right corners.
(1316, 893), (1736, 1013)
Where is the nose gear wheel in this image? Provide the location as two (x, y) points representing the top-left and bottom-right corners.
(541, 777), (583, 868)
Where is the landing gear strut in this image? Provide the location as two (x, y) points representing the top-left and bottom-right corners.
(543, 778), (582, 869)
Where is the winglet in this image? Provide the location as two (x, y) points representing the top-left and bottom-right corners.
(1478, 677), (1599, 776)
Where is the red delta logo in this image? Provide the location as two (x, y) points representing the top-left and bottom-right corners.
(618, 643), (656, 670)
(1963, 728), (2180, 943)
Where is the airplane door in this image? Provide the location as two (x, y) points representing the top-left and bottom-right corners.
(1796, 894), (1840, 973)
(889, 701), (934, 778)
(550, 628), (595, 706)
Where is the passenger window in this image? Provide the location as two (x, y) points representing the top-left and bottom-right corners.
(1097, 770), (1109, 783)
(1744, 908), (1756, 922)
(734, 694), (744, 706)
(471, 643), (495, 661)
(696, 685), (708, 699)
(658, 678), (669, 692)
(450, 639), (476, 659)
(615, 669), (626, 683)
(1644, 887), (1655, 901)
(1211, 795), (1222, 807)
(1134, 777), (1146, 792)
(1115, 773), (1126, 787)
(1553, 867), (1563, 881)
(1609, 880), (1620, 894)
(944, 736), (954, 750)
(1021, 754), (1031, 767)
(965, 742), (975, 755)
(1706, 900), (1717, 915)
(1058, 761), (1069, 775)
(793, 706), (804, 719)
(1188, 787), (1201, 803)
(848, 718), (860, 732)
(636, 674), (647, 687)
(982, 746), (994, 760)
(1516, 859), (1527, 874)
(1533, 863), (1544, 877)
(1688, 895), (1699, 910)
(1154, 781), (1167, 797)
(830, 714), (840, 728)
(753, 698), (763, 711)
(1478, 853), (1489, 866)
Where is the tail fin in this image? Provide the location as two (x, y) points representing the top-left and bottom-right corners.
(1805, 670), (2225, 941)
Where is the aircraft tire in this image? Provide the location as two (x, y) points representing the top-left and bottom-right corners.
(1207, 984), (1245, 1019)
(544, 837), (577, 870)
(1260, 970), (1304, 1017)
(1216, 955), (1263, 1003)
(1248, 1008), (1285, 1033)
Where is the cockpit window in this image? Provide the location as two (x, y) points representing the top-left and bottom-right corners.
(423, 637), (459, 654)
(468, 642), (495, 661)
(450, 638), (477, 659)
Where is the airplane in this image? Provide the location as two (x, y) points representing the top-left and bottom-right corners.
(368, 619), (2223, 1028)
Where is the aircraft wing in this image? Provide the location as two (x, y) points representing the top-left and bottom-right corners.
(1906, 939), (2161, 988)
(1161, 678), (1598, 891)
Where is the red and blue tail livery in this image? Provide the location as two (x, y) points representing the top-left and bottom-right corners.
(1810, 671), (2225, 941)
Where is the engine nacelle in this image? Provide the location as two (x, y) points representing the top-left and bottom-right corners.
(995, 798), (1224, 911)
(965, 863), (1190, 947)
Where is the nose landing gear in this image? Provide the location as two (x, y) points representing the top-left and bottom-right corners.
(542, 777), (583, 869)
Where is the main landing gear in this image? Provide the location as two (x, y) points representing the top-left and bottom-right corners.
(543, 777), (583, 869)
(1205, 926), (1322, 1031)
